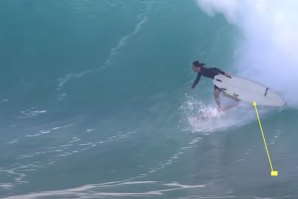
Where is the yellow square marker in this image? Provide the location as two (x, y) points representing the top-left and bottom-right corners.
(271, 170), (278, 176)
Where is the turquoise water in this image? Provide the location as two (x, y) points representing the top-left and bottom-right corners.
(1, 0), (298, 198)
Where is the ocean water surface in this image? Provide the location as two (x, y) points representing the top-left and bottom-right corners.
(1, 0), (298, 198)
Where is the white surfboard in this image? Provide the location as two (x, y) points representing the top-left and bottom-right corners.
(213, 74), (286, 107)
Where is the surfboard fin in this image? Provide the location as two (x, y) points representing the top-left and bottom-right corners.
(264, 88), (269, 96)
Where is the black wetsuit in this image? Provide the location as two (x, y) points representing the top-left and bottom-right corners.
(192, 67), (225, 89)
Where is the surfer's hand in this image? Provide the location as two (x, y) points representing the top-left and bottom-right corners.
(225, 73), (231, 78)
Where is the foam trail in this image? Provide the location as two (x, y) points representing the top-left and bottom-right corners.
(196, 0), (298, 107)
(3, 181), (206, 199)
(57, 2), (152, 91)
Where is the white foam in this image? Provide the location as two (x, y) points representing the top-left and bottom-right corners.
(15, 107), (47, 119)
(2, 181), (207, 199)
(0, 183), (14, 190)
(180, 95), (254, 133)
(196, 0), (298, 107)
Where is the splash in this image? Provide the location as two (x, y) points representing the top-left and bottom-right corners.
(196, 0), (298, 107)
(180, 94), (254, 133)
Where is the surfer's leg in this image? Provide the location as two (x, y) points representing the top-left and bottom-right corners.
(214, 86), (222, 110)
(223, 92), (240, 102)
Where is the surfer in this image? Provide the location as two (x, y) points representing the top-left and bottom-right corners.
(191, 60), (231, 111)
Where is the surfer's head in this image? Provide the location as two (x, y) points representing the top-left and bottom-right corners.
(192, 60), (204, 72)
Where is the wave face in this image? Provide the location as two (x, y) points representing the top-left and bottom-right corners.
(1, 0), (298, 198)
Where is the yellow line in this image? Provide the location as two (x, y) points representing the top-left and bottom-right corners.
(253, 101), (274, 172)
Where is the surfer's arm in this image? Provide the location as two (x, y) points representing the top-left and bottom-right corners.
(214, 68), (225, 75)
(191, 73), (201, 89)
(215, 68), (231, 77)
